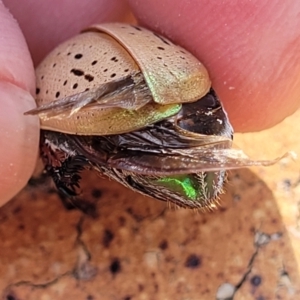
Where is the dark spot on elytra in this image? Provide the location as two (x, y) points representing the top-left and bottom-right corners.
(153, 32), (171, 45)
(52, 63), (56, 67)
(86, 295), (94, 300)
(74, 53), (83, 59)
(41, 75), (44, 80)
(91, 188), (102, 198)
(159, 240), (168, 250)
(110, 73), (116, 78)
(91, 60), (97, 66)
(46, 90), (48, 94)
(110, 258), (121, 274)
(132, 25), (142, 31)
(123, 296), (132, 300)
(157, 56), (162, 60)
(124, 68), (129, 72)
(63, 80), (67, 86)
(73, 83), (78, 89)
(36, 88), (40, 95)
(157, 46), (165, 50)
(103, 68), (108, 72)
(180, 56), (186, 60)
(55, 91), (60, 98)
(84, 74), (94, 82)
(71, 69), (84, 76)
(67, 52), (71, 56)
(250, 275), (262, 287)
(85, 88), (90, 92)
(103, 229), (114, 247)
(111, 56), (118, 62)
(185, 254), (201, 269)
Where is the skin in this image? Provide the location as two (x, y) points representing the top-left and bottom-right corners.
(0, 0), (299, 205)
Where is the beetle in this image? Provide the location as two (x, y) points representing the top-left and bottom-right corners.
(26, 23), (284, 210)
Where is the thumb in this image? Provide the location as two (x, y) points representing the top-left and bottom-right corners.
(129, 0), (300, 132)
(0, 2), (39, 205)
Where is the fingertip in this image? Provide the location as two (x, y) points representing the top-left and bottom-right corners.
(0, 83), (39, 205)
(129, 0), (300, 132)
(0, 2), (39, 205)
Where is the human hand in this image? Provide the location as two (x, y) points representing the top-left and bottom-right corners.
(1, 0), (299, 205)
(0, 0), (130, 205)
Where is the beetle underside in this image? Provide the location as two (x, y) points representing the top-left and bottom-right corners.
(40, 89), (234, 211)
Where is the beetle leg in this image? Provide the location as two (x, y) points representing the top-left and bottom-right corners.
(40, 131), (96, 213)
(46, 155), (98, 216)
(46, 155), (85, 197)
(45, 154), (87, 206)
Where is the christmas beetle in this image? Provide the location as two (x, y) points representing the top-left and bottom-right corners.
(26, 23), (283, 210)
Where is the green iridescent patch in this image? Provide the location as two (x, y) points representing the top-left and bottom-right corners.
(153, 175), (201, 201)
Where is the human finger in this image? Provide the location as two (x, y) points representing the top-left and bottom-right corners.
(129, 0), (300, 132)
(0, 2), (39, 205)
